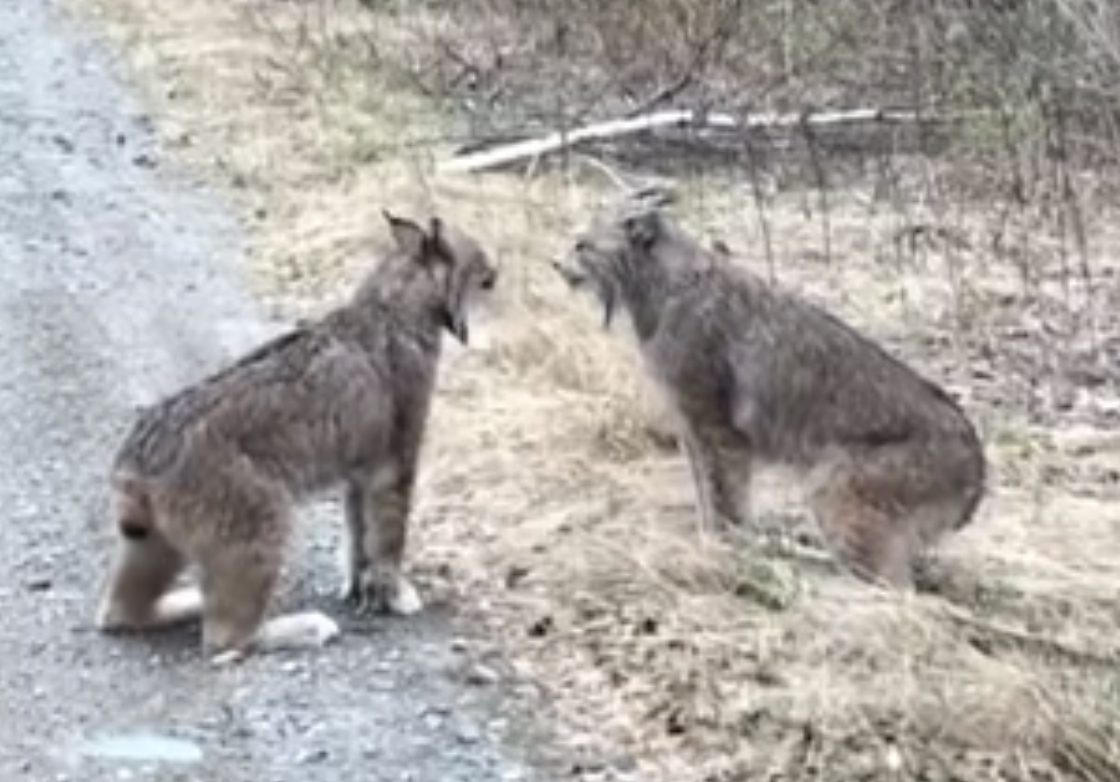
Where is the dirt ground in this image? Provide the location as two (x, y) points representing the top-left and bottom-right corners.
(68, 0), (1120, 780)
(0, 1), (582, 779)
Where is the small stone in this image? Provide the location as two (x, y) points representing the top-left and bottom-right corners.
(25, 577), (51, 592)
(296, 748), (328, 765)
(465, 663), (499, 686)
(504, 564), (530, 588)
(611, 755), (638, 773)
(454, 720), (482, 745)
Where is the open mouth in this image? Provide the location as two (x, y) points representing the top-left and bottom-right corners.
(441, 308), (469, 345)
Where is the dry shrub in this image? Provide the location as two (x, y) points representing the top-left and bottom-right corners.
(67, 0), (1120, 780)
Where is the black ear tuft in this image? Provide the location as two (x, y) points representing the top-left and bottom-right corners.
(425, 216), (453, 266)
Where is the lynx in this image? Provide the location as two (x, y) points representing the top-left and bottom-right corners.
(553, 193), (985, 589)
(96, 211), (497, 663)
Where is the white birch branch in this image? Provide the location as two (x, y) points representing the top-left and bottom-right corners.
(440, 107), (944, 175)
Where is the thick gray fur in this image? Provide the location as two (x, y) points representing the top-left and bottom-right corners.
(553, 195), (986, 589)
(96, 212), (497, 658)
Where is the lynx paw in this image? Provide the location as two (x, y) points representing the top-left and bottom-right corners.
(154, 585), (205, 624)
(95, 584), (204, 632)
(387, 578), (424, 616)
(209, 648), (247, 668)
(349, 570), (424, 616)
(256, 611), (342, 652)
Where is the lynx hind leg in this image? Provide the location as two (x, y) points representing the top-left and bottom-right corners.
(198, 538), (284, 664)
(807, 464), (919, 591)
(198, 513), (341, 667)
(96, 530), (191, 631)
(112, 476), (155, 541)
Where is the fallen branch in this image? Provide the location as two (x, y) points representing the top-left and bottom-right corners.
(440, 106), (950, 175)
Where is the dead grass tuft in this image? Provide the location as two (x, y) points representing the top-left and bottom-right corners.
(68, 0), (1120, 779)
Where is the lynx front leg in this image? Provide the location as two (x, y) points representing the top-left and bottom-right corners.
(680, 425), (746, 533)
(339, 481), (370, 602)
(350, 462), (423, 617)
(682, 430), (717, 533)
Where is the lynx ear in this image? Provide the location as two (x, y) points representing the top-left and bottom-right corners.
(383, 210), (428, 259)
(424, 216), (453, 266)
(623, 209), (662, 249)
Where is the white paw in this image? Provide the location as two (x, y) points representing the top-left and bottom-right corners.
(154, 585), (205, 625)
(209, 648), (247, 668)
(95, 584), (204, 632)
(256, 611), (342, 652)
(388, 578), (424, 616)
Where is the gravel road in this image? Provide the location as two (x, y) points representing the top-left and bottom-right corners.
(0, 2), (561, 779)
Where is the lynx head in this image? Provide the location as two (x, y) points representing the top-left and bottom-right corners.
(551, 187), (675, 329)
(382, 210), (497, 345)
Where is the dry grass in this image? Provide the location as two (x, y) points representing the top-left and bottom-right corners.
(68, 1), (1120, 780)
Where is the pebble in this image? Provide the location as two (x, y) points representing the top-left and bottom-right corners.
(453, 719), (482, 745)
(465, 663), (499, 686)
(296, 748), (329, 765)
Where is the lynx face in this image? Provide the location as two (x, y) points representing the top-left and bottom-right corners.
(384, 212), (498, 345)
(552, 205), (658, 329)
(434, 222), (498, 346)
